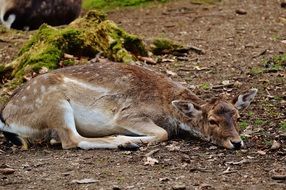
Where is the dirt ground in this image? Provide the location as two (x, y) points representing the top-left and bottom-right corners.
(1, 0), (286, 189)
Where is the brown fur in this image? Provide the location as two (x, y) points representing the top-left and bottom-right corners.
(0, 61), (257, 150)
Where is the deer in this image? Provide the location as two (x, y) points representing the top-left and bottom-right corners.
(0, 0), (82, 30)
(0, 60), (257, 150)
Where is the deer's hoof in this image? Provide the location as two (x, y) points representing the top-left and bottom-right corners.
(118, 142), (140, 151)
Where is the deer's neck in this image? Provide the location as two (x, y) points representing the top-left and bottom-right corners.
(177, 115), (209, 141)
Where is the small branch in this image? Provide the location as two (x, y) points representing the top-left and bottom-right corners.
(212, 83), (234, 89)
(190, 167), (213, 173)
(145, 148), (160, 157)
(272, 175), (286, 180)
(219, 167), (237, 175)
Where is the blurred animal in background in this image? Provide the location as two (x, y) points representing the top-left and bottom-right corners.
(0, 0), (82, 30)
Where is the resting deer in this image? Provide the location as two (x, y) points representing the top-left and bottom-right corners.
(0, 61), (257, 150)
(0, 0), (81, 30)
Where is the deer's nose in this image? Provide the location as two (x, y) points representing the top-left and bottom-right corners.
(231, 141), (242, 150)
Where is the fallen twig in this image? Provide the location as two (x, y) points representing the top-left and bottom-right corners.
(182, 45), (206, 55)
(145, 148), (160, 157)
(212, 83), (234, 89)
(272, 175), (286, 180)
(137, 56), (157, 65)
(219, 167), (237, 175)
(252, 49), (267, 58)
(190, 167), (213, 173)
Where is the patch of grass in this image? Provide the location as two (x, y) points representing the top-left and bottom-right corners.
(263, 140), (272, 146)
(83, 0), (168, 10)
(263, 54), (286, 72)
(254, 119), (267, 127)
(239, 120), (249, 130)
(247, 111), (254, 117)
(249, 53), (285, 75)
(271, 35), (286, 41)
(200, 83), (210, 90)
(279, 121), (286, 131)
(240, 135), (248, 141)
(249, 66), (264, 75)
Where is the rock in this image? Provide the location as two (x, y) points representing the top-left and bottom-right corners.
(0, 168), (15, 175)
(235, 9), (247, 15)
(172, 184), (186, 190)
(159, 177), (170, 182)
(270, 140), (281, 150)
(151, 38), (184, 55)
(112, 185), (121, 190)
(208, 146), (217, 150)
(233, 81), (242, 88)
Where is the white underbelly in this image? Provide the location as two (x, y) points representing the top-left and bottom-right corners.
(70, 102), (119, 137)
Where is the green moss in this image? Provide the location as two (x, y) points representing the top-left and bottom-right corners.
(200, 83), (210, 90)
(254, 119), (267, 127)
(62, 59), (76, 66)
(239, 120), (249, 130)
(83, 0), (168, 11)
(151, 38), (183, 55)
(279, 121), (286, 132)
(249, 54), (285, 76)
(0, 64), (5, 73)
(3, 10), (148, 89)
(249, 67), (264, 75)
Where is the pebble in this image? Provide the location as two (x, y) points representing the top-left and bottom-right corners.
(0, 168), (15, 175)
(235, 9), (247, 15)
(172, 184), (186, 190)
(270, 140), (281, 150)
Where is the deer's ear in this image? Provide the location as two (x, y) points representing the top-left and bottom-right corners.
(172, 100), (202, 117)
(232, 88), (258, 110)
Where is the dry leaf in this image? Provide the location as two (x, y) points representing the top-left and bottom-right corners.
(64, 53), (74, 59)
(162, 58), (175, 62)
(166, 70), (178, 77)
(222, 80), (230, 85)
(194, 66), (209, 71)
(166, 144), (180, 152)
(71, 178), (98, 184)
(144, 157), (159, 166)
(226, 159), (248, 165)
(257, 150), (267, 155)
(138, 56), (157, 65)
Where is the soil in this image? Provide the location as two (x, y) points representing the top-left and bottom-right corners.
(1, 0), (286, 189)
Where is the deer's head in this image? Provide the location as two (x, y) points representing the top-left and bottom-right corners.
(172, 88), (257, 149)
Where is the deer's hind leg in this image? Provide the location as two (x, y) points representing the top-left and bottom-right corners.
(48, 100), (168, 150)
(46, 100), (142, 149)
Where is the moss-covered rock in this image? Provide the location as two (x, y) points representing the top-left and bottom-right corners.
(1, 10), (148, 85)
(151, 38), (183, 55)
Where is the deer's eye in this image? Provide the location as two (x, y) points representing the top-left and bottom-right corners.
(209, 119), (218, 125)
